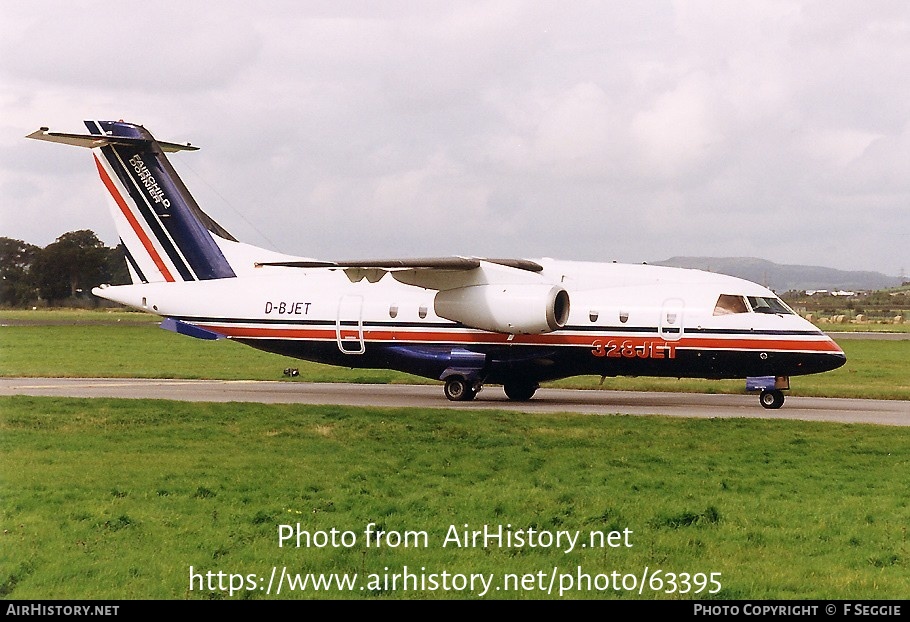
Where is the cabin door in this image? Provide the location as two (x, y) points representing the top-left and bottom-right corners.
(336, 295), (365, 354)
(659, 298), (685, 342)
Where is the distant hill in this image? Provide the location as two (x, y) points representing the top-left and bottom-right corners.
(652, 257), (903, 292)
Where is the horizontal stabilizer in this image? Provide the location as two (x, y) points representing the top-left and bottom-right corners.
(26, 128), (199, 153)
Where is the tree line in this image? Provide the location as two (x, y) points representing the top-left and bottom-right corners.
(0, 231), (130, 307)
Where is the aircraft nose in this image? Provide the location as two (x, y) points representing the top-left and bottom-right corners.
(825, 350), (847, 372)
(821, 337), (847, 372)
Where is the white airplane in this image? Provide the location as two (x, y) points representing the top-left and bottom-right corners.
(27, 121), (846, 408)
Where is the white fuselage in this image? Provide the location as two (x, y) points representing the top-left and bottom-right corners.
(95, 258), (845, 386)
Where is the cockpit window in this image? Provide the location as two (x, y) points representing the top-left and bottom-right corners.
(714, 294), (749, 315)
(747, 296), (793, 314)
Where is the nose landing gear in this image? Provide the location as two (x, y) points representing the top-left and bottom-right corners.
(748, 376), (790, 409)
(759, 389), (785, 409)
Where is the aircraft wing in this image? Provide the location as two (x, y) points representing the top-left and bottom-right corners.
(254, 257), (545, 289)
(255, 256), (566, 333)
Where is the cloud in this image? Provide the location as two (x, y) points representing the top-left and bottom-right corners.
(630, 72), (724, 181)
(2, 1), (909, 274)
(0, 3), (261, 92)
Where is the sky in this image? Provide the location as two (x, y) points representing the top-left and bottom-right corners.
(1, 1), (909, 277)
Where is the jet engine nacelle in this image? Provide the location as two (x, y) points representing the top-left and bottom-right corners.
(434, 284), (570, 334)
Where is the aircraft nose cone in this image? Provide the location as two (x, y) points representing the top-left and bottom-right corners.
(824, 351), (847, 373)
(817, 335), (847, 373)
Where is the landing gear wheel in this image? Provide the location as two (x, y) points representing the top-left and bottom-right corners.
(444, 376), (477, 401)
(503, 382), (538, 401)
(759, 389), (785, 409)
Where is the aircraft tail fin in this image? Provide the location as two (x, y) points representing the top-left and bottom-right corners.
(28, 121), (237, 283)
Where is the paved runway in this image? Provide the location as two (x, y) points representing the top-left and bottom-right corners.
(829, 331), (910, 340)
(2, 377), (907, 426)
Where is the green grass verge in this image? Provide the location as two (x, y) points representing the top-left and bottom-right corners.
(2, 396), (908, 599)
(2, 311), (909, 399)
(0, 323), (415, 384)
(0, 308), (160, 324)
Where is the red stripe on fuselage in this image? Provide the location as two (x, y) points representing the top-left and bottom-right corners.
(193, 324), (844, 353)
(677, 336), (843, 353)
(94, 154), (175, 283)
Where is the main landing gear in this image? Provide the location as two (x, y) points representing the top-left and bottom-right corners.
(443, 376), (479, 401)
(443, 376), (540, 402)
(503, 381), (539, 401)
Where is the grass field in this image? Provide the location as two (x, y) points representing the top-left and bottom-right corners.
(2, 309), (908, 600)
(2, 396), (909, 600)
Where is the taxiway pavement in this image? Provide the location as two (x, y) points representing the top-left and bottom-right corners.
(2, 377), (907, 426)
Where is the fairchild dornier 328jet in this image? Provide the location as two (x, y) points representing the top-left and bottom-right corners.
(27, 121), (846, 408)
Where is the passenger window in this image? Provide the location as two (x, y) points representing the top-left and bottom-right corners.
(713, 294), (748, 315)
